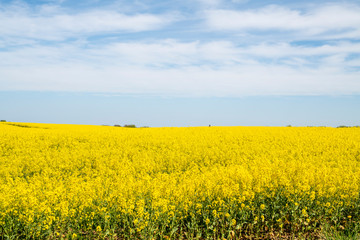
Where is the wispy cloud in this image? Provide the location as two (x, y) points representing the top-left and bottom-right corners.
(3, 40), (359, 67)
(1, 39), (359, 96)
(205, 4), (360, 39)
(1, 62), (359, 97)
(0, 1), (359, 97)
(0, 2), (177, 41)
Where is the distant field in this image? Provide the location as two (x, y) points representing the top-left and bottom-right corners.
(1, 123), (360, 239)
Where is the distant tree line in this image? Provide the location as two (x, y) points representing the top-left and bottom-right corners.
(112, 124), (149, 128)
(336, 125), (360, 128)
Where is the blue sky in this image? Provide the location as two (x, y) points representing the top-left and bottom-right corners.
(0, 0), (359, 126)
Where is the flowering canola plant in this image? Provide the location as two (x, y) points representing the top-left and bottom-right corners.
(1, 122), (360, 239)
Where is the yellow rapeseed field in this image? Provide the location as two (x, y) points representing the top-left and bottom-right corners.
(1, 122), (360, 239)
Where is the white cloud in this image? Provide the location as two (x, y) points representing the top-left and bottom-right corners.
(88, 40), (246, 67)
(0, 1), (359, 97)
(4, 40), (356, 67)
(205, 4), (360, 38)
(0, 40), (359, 96)
(1, 63), (359, 97)
(0, 3), (176, 41)
(239, 42), (360, 58)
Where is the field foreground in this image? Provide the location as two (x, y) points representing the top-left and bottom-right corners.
(1, 123), (360, 239)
